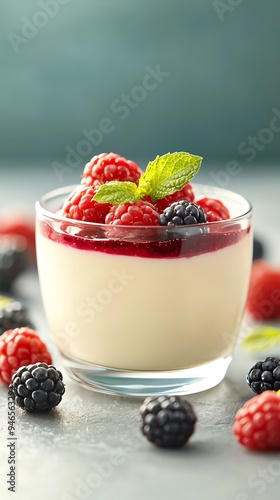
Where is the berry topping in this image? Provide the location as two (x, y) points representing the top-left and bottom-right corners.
(247, 357), (280, 394)
(0, 327), (52, 384)
(233, 391), (280, 450)
(105, 200), (159, 226)
(93, 152), (203, 206)
(140, 396), (197, 448)
(0, 296), (34, 336)
(61, 185), (111, 223)
(246, 260), (280, 321)
(9, 362), (65, 412)
(82, 152), (143, 188)
(196, 197), (230, 222)
(153, 183), (195, 212)
(158, 200), (207, 226)
(0, 235), (29, 291)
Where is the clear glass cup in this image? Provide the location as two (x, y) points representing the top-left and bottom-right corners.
(35, 184), (252, 396)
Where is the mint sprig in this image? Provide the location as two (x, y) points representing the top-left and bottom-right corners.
(138, 152), (202, 201)
(242, 326), (280, 352)
(92, 181), (140, 204)
(93, 152), (203, 205)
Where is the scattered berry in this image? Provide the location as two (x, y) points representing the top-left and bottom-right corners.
(82, 152), (143, 188)
(246, 260), (280, 321)
(0, 327), (52, 384)
(0, 236), (29, 291)
(0, 217), (36, 259)
(105, 200), (159, 226)
(253, 237), (265, 261)
(9, 362), (65, 412)
(0, 296), (34, 336)
(247, 357), (280, 394)
(196, 197), (230, 222)
(140, 396), (197, 448)
(153, 183), (195, 212)
(61, 185), (111, 223)
(159, 200), (207, 226)
(233, 391), (280, 450)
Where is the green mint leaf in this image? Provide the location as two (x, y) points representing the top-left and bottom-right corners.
(138, 152), (203, 201)
(242, 326), (280, 352)
(92, 151), (202, 205)
(93, 181), (140, 204)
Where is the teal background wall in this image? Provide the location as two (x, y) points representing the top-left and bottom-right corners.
(0, 0), (280, 169)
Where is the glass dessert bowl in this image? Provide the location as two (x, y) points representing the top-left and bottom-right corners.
(35, 182), (252, 396)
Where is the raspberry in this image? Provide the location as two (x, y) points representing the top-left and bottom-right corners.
(0, 296), (34, 336)
(140, 396), (197, 448)
(9, 363), (65, 412)
(105, 200), (159, 226)
(159, 200), (207, 226)
(196, 197), (230, 222)
(153, 183), (195, 212)
(61, 185), (110, 223)
(82, 152), (143, 188)
(247, 357), (280, 394)
(0, 217), (36, 258)
(246, 260), (280, 321)
(0, 327), (52, 384)
(233, 391), (280, 450)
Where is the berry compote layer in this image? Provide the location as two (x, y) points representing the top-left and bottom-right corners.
(36, 197), (252, 371)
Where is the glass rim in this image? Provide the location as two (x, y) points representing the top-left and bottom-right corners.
(35, 183), (252, 230)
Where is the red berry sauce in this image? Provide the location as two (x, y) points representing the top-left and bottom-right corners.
(39, 218), (251, 259)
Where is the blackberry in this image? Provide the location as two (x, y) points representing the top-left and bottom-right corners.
(0, 236), (29, 291)
(139, 395), (197, 448)
(253, 237), (265, 261)
(159, 200), (207, 226)
(9, 363), (65, 412)
(0, 296), (34, 336)
(247, 357), (280, 394)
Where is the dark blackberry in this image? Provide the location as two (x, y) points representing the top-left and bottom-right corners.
(253, 237), (265, 261)
(139, 395), (197, 448)
(246, 357), (280, 394)
(159, 200), (207, 226)
(8, 363), (65, 412)
(0, 296), (34, 336)
(0, 236), (29, 291)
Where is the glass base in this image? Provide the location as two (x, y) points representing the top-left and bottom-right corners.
(62, 354), (232, 397)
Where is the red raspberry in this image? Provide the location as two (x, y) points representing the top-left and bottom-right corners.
(196, 197), (230, 222)
(0, 327), (52, 384)
(246, 260), (280, 321)
(233, 391), (280, 451)
(0, 217), (35, 258)
(152, 183), (195, 212)
(61, 185), (110, 223)
(105, 201), (159, 226)
(82, 152), (143, 188)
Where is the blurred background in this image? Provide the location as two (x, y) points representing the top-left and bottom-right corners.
(0, 0), (279, 218)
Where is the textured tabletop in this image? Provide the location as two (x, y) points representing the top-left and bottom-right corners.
(0, 163), (280, 500)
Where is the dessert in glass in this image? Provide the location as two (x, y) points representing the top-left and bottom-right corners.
(35, 152), (253, 396)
